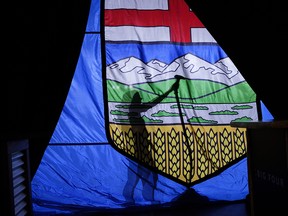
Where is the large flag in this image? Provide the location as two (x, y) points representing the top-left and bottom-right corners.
(31, 0), (260, 214)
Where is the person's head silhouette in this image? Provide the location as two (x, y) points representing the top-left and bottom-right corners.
(123, 90), (142, 103)
(131, 91), (141, 103)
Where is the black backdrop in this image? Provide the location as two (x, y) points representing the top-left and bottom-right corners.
(3, 0), (91, 176)
(2, 0), (287, 177)
(186, 0), (288, 120)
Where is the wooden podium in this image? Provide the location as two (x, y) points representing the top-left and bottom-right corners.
(231, 120), (288, 215)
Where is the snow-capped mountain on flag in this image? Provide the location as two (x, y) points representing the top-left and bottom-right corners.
(107, 53), (245, 85)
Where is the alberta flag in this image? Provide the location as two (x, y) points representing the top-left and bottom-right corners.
(32, 0), (257, 213)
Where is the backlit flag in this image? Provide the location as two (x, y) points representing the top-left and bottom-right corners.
(31, 0), (257, 212)
(104, 0), (258, 186)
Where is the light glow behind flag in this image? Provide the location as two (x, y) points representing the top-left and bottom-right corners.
(32, 0), (257, 213)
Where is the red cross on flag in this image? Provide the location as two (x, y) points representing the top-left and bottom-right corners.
(105, 0), (216, 43)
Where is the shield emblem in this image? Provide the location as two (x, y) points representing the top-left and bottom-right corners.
(104, 0), (257, 186)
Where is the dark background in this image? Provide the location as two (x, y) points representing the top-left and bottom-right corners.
(2, 0), (287, 177)
(3, 0), (92, 176)
(187, 0), (288, 120)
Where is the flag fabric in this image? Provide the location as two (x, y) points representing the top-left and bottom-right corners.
(31, 0), (257, 214)
(104, 0), (213, 43)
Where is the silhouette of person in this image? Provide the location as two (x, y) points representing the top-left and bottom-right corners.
(122, 78), (180, 204)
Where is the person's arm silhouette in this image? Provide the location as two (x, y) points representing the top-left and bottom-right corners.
(148, 78), (180, 106)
